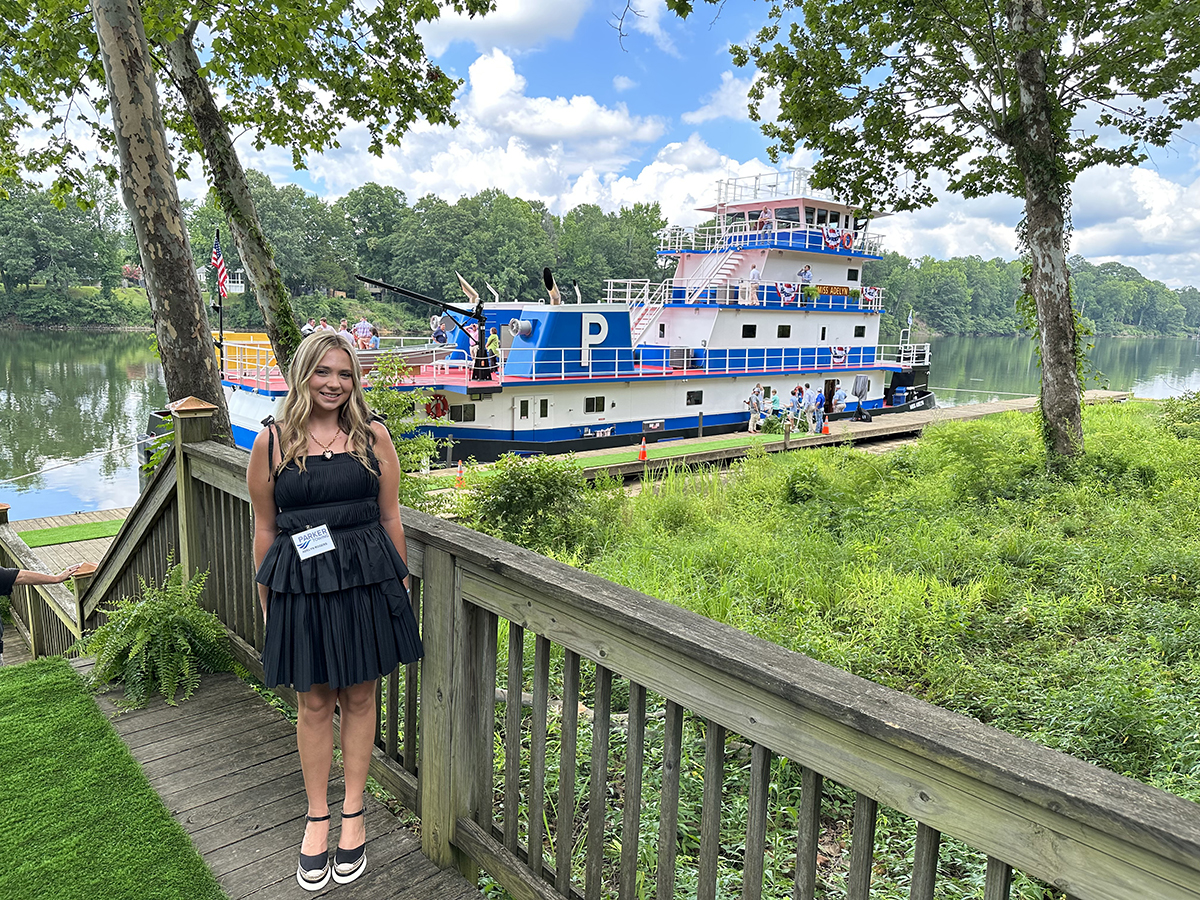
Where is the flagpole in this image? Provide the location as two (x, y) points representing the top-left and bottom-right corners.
(213, 228), (225, 373)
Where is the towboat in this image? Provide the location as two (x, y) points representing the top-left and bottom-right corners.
(219, 169), (933, 460)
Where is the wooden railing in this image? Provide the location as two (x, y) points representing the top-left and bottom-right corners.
(0, 504), (84, 657)
(45, 401), (1200, 900)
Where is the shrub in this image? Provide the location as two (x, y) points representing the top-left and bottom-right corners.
(73, 558), (232, 708)
(1161, 390), (1200, 439)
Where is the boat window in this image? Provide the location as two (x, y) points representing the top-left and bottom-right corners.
(776, 206), (800, 223)
(539, 398), (549, 418)
(742, 324), (757, 338)
(449, 404), (476, 423)
(659, 323), (666, 338)
(854, 325), (866, 338)
(584, 396), (605, 414)
(777, 325), (791, 338)
(820, 326), (827, 341)
(726, 211), (746, 224)
(519, 400), (529, 419)
(828, 211), (841, 227)
(847, 268), (859, 281)
(805, 206), (816, 225)
(816, 209), (828, 225)
(686, 390), (703, 406)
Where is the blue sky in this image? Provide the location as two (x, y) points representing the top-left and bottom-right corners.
(212, 0), (1200, 288)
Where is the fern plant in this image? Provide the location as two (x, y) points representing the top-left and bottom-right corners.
(73, 557), (232, 708)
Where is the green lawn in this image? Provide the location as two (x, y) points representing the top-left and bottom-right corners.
(19, 519), (125, 548)
(0, 657), (224, 900)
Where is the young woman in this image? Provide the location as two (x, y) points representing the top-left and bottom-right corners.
(247, 332), (423, 890)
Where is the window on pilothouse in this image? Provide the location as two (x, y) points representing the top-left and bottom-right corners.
(854, 325), (866, 338)
(777, 206), (800, 224)
(816, 209), (828, 226)
(828, 211), (841, 227)
(805, 206), (816, 226)
(584, 396), (606, 414)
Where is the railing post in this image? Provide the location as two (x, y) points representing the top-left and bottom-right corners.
(72, 562), (98, 632)
(419, 545), (479, 872)
(169, 397), (217, 579)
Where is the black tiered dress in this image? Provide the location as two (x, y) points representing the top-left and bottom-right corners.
(256, 450), (424, 692)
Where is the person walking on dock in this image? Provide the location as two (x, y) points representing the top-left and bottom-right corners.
(247, 332), (423, 891)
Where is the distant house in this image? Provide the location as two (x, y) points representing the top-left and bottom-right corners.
(194, 265), (247, 295)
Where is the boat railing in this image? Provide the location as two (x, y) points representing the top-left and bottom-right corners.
(605, 278), (885, 311)
(877, 342), (932, 366)
(713, 167), (840, 205)
(659, 220), (884, 256)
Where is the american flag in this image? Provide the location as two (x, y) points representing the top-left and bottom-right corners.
(211, 230), (228, 300)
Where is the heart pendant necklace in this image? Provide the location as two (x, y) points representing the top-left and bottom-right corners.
(310, 429), (343, 460)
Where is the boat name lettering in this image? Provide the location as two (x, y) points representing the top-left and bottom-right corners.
(816, 284), (850, 296)
(581, 313), (610, 367)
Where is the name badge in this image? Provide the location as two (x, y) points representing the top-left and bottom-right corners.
(292, 524), (335, 560)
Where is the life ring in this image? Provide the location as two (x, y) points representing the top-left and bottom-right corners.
(842, 232), (854, 249)
(430, 315), (441, 331)
(425, 394), (449, 418)
(831, 346), (848, 364)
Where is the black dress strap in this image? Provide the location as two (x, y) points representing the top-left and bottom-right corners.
(261, 415), (279, 482)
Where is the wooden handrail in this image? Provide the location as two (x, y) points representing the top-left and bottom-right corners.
(67, 409), (1200, 900)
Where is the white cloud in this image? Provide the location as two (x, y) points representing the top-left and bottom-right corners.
(682, 71), (781, 125)
(613, 75), (637, 92)
(418, 0), (591, 56)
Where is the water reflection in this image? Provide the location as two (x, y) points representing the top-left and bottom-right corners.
(929, 335), (1200, 406)
(0, 332), (166, 518)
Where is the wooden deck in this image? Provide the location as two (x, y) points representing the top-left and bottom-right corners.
(84, 666), (483, 900)
(11, 507), (131, 572)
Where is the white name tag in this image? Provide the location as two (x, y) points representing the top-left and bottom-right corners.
(292, 524), (335, 560)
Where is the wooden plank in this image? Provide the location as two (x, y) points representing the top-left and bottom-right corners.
(188, 448), (253, 502)
(984, 857), (1013, 900)
(129, 711), (294, 765)
(528, 634), (550, 883)
(585, 664), (612, 900)
(188, 785), (312, 854)
(418, 545), (458, 867)
(795, 767), (823, 900)
(141, 731), (297, 791)
(743, 742), (771, 900)
(455, 817), (565, 900)
(555, 649), (580, 896)
(480, 610), (499, 833)
(847, 793), (878, 900)
(619, 681), (646, 900)
(404, 577), (421, 774)
(656, 700), (684, 900)
(698, 720), (725, 900)
(910, 823), (941, 900)
(505, 622), (525, 851)
(386, 666), (400, 760)
(174, 771), (305, 831)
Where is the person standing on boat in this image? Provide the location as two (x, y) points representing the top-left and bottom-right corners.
(432, 322), (448, 344)
(247, 332), (423, 891)
(367, 327), (380, 351)
(337, 320), (355, 347)
(758, 206), (774, 233)
(0, 564), (86, 666)
(301, 318), (317, 337)
(487, 327), (501, 373)
(798, 265), (813, 286)
(748, 265), (761, 305)
(317, 317), (335, 332)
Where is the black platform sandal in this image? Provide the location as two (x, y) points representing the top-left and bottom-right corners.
(332, 803), (367, 885)
(296, 812), (332, 892)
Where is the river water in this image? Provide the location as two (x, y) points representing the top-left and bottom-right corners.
(4, 331), (1200, 519)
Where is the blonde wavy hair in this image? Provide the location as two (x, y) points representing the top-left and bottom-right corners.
(273, 332), (378, 476)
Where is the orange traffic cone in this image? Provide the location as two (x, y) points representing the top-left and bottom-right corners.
(638, 437), (648, 461)
(455, 461), (465, 489)
(822, 423), (830, 435)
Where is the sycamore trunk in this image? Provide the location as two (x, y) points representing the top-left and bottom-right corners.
(164, 28), (302, 378)
(90, 0), (231, 443)
(1009, 0), (1084, 463)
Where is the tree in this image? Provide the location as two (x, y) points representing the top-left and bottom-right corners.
(3, 0), (494, 375)
(673, 0), (1200, 465)
(90, 0), (231, 442)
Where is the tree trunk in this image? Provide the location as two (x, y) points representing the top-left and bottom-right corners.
(90, 0), (232, 443)
(163, 27), (302, 378)
(1008, 0), (1083, 464)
